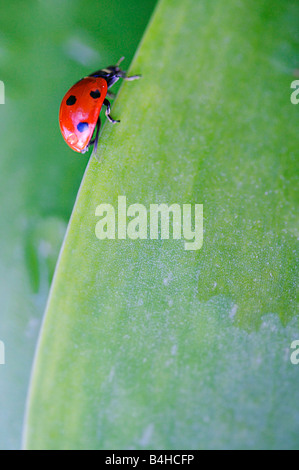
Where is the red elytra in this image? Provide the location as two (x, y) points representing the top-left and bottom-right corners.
(59, 58), (141, 154)
(59, 77), (107, 153)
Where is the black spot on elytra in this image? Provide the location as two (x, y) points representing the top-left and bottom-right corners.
(66, 95), (77, 106)
(77, 122), (89, 133)
(90, 89), (101, 99)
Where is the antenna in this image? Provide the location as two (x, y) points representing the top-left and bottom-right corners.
(117, 56), (125, 67)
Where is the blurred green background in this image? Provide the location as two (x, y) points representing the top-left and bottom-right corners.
(0, 0), (157, 450)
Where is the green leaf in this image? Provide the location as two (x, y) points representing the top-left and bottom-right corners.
(24, 0), (299, 450)
(0, 0), (157, 450)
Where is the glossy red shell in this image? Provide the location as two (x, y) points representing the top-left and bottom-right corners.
(59, 77), (107, 153)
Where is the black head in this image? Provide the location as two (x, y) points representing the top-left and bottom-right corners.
(89, 57), (126, 88)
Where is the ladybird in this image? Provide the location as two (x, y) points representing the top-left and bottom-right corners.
(59, 57), (140, 154)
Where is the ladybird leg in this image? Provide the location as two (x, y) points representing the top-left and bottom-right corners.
(124, 74), (142, 81)
(103, 98), (120, 124)
(117, 70), (141, 81)
(90, 117), (101, 156)
(107, 91), (116, 99)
